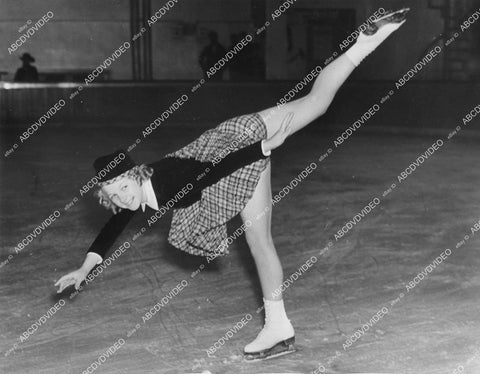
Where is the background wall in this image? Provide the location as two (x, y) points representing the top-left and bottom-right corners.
(149, 0), (253, 79)
(0, 0), (448, 81)
(0, 0), (131, 80)
(0, 0), (254, 81)
(265, 0), (444, 80)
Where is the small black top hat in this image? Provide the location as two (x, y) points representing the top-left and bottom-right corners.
(20, 53), (35, 63)
(93, 149), (136, 183)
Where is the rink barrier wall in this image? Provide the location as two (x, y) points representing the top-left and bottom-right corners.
(0, 81), (479, 133)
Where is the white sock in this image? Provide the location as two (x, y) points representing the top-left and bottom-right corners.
(345, 21), (405, 66)
(264, 298), (289, 325)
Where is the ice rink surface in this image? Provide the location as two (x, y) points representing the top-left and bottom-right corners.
(1, 120), (479, 374)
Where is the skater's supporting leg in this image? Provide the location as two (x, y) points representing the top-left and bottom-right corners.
(241, 163), (282, 302)
(240, 164), (295, 358)
(241, 8), (409, 360)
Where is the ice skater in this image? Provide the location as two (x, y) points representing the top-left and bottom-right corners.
(55, 8), (409, 361)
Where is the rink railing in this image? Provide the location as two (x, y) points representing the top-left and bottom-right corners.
(1, 81), (479, 133)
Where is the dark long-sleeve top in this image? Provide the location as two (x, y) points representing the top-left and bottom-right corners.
(86, 140), (269, 261)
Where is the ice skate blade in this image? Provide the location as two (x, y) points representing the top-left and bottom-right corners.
(244, 337), (296, 362)
(244, 347), (296, 362)
(363, 8), (410, 36)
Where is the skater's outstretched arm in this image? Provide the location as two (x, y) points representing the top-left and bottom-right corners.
(54, 113), (293, 294)
(54, 209), (136, 293)
(54, 253), (99, 293)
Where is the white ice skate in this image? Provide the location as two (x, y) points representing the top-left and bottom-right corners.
(346, 8), (409, 66)
(244, 318), (295, 361)
(362, 8), (410, 37)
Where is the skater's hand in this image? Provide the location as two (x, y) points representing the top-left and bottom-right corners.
(54, 268), (87, 293)
(263, 112), (293, 152)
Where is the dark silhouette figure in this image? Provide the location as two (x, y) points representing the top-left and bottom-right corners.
(248, 39), (265, 81)
(230, 31), (265, 81)
(228, 33), (242, 81)
(199, 31), (226, 81)
(14, 53), (38, 82)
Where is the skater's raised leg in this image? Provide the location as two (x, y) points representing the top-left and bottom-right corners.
(258, 8), (409, 138)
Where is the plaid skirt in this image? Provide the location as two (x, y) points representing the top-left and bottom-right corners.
(164, 112), (269, 257)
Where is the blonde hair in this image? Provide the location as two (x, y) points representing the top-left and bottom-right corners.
(94, 164), (153, 214)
